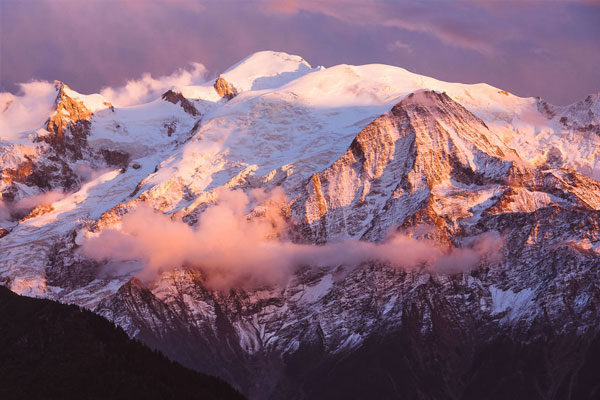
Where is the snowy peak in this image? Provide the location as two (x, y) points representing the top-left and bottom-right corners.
(220, 50), (314, 92)
(290, 89), (599, 243)
(394, 90), (512, 161)
(0, 82), (99, 201)
(40, 81), (117, 158)
(290, 90), (515, 242)
(57, 81), (113, 114)
(43, 82), (93, 148)
(554, 92), (600, 132)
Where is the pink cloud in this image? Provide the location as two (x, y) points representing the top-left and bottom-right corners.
(387, 39), (412, 53)
(262, 0), (495, 53)
(99, 62), (208, 107)
(1, 0), (597, 105)
(0, 190), (67, 224)
(82, 188), (503, 289)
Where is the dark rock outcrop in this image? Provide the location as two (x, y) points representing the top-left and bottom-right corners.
(161, 90), (200, 116)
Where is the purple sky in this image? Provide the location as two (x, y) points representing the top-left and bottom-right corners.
(1, 0), (599, 105)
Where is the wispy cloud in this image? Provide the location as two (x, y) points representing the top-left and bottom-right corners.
(99, 62), (208, 107)
(387, 39), (412, 53)
(0, 81), (56, 139)
(82, 188), (503, 289)
(262, 0), (496, 54)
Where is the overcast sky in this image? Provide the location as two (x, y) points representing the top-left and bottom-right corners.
(1, 0), (599, 105)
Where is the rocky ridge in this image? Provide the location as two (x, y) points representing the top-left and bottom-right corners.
(1, 51), (599, 399)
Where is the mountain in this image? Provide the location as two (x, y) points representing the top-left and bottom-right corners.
(1, 51), (599, 399)
(0, 285), (244, 400)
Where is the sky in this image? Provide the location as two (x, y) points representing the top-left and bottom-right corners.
(1, 0), (599, 106)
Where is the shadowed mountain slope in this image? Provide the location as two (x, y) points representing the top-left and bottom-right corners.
(0, 285), (244, 400)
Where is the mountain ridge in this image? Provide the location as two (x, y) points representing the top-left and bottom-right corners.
(0, 285), (244, 400)
(1, 51), (599, 399)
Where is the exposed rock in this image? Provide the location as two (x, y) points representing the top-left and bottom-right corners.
(290, 91), (517, 243)
(22, 204), (54, 221)
(536, 97), (557, 119)
(42, 81), (93, 158)
(101, 148), (130, 169)
(1, 82), (137, 199)
(214, 76), (238, 100)
(161, 90), (200, 116)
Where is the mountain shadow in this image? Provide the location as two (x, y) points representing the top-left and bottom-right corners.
(0, 285), (245, 400)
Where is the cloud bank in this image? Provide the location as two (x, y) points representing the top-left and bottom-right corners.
(82, 188), (502, 289)
(0, 190), (66, 225)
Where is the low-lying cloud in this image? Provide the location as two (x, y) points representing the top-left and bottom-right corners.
(0, 190), (67, 225)
(82, 188), (503, 290)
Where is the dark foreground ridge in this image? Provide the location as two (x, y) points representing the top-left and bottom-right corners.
(0, 286), (244, 400)
(276, 327), (600, 400)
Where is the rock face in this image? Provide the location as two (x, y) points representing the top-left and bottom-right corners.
(44, 82), (94, 155)
(1, 82), (92, 198)
(1, 82), (113, 201)
(214, 77), (238, 100)
(290, 91), (516, 243)
(1, 52), (599, 399)
(161, 90), (200, 116)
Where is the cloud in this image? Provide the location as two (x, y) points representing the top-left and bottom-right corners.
(262, 0), (495, 54)
(0, 81), (57, 139)
(0, 190), (67, 224)
(118, 0), (207, 13)
(387, 40), (412, 53)
(73, 164), (113, 182)
(99, 62), (208, 107)
(82, 188), (503, 290)
(1, 0), (598, 105)
(0, 62), (208, 138)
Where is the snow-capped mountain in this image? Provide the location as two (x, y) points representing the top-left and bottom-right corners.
(1, 51), (599, 399)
